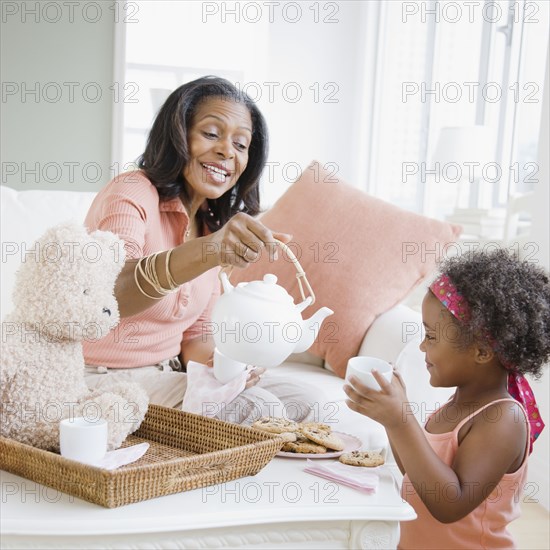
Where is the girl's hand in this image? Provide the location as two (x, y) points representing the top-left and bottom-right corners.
(244, 367), (266, 389)
(208, 212), (292, 268)
(344, 368), (409, 430)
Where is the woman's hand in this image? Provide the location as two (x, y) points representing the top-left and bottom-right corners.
(207, 212), (292, 268)
(343, 369), (409, 430)
(244, 367), (266, 389)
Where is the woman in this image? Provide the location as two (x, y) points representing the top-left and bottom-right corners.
(83, 76), (315, 424)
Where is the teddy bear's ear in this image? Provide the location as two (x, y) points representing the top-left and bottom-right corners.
(38, 222), (90, 253)
(89, 229), (127, 267)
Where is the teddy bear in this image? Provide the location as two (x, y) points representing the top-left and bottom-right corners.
(0, 222), (149, 452)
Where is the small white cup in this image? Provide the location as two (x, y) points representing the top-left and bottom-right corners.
(59, 417), (108, 463)
(346, 356), (393, 391)
(213, 347), (247, 384)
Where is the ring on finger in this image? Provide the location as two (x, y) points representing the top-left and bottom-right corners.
(244, 244), (257, 260)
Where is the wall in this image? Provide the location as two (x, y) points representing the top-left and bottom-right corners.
(0, 0), (114, 191)
(260, 1), (365, 207)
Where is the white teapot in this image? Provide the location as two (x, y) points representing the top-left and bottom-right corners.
(211, 241), (334, 369)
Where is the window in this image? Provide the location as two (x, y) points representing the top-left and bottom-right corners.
(113, 0), (269, 175)
(366, 0), (548, 227)
(113, 0), (548, 229)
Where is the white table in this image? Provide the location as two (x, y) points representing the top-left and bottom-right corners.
(1, 454), (415, 549)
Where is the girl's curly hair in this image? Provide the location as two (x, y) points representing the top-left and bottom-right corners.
(437, 249), (550, 378)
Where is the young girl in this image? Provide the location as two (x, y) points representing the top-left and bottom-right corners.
(344, 249), (550, 549)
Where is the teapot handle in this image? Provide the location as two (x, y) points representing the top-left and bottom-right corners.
(219, 239), (316, 305)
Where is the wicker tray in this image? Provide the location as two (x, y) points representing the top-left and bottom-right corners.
(0, 405), (283, 508)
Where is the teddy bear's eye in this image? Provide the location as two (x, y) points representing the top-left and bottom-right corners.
(83, 289), (90, 296)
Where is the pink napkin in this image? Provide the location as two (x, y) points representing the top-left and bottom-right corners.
(304, 459), (380, 493)
(181, 361), (248, 417)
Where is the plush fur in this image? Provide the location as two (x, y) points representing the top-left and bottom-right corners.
(0, 223), (149, 451)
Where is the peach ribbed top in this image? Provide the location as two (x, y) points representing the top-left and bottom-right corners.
(83, 171), (219, 368)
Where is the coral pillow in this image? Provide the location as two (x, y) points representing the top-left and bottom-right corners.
(231, 161), (462, 377)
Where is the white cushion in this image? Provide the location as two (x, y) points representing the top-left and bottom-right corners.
(1, 185), (445, 441)
(0, 186), (96, 318)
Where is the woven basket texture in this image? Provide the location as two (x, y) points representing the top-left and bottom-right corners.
(0, 405), (283, 508)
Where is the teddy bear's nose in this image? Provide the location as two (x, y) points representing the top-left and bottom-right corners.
(102, 307), (111, 316)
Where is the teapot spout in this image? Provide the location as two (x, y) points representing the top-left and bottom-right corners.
(219, 270), (234, 294)
(293, 307), (334, 354)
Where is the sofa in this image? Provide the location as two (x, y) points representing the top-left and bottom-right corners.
(0, 183), (455, 438)
(0, 181), (456, 549)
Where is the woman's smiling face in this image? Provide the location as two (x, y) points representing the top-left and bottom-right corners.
(182, 97), (253, 204)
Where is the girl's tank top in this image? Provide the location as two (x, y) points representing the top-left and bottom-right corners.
(399, 398), (529, 550)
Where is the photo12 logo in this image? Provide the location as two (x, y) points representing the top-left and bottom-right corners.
(201, 320), (338, 347)
(2, 321), (112, 344)
(1, 239), (124, 265)
(1, 160), (145, 186)
(230, 81), (340, 104)
(401, 479), (539, 504)
(401, 240), (540, 265)
(1, 1), (140, 24)
(1, 161), (103, 185)
(401, 1), (540, 24)
(401, 161), (540, 186)
(402, 81), (540, 104)
(1, 400), (142, 426)
(202, 1), (340, 24)
(262, 160), (339, 184)
(1, 81), (140, 104)
(2, 481), (76, 504)
(202, 480), (339, 504)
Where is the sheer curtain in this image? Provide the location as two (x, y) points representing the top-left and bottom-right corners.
(364, 0), (549, 223)
(112, 1), (548, 224)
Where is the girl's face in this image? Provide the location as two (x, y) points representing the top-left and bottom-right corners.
(183, 97), (253, 204)
(419, 291), (477, 387)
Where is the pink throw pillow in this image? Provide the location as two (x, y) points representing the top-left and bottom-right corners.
(231, 161), (462, 377)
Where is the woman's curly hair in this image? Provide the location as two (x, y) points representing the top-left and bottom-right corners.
(436, 249), (550, 378)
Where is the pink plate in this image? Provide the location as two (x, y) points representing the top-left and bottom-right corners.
(276, 432), (362, 459)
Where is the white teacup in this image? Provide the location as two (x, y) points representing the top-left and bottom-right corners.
(59, 417), (108, 463)
(346, 356), (393, 391)
(213, 348), (247, 384)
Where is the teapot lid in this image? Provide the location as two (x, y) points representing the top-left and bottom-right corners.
(236, 274), (294, 304)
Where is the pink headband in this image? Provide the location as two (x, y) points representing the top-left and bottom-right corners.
(430, 274), (544, 454)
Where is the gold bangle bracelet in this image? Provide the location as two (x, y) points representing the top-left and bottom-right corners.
(134, 249), (181, 300)
(134, 257), (163, 300)
(165, 248), (180, 290)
